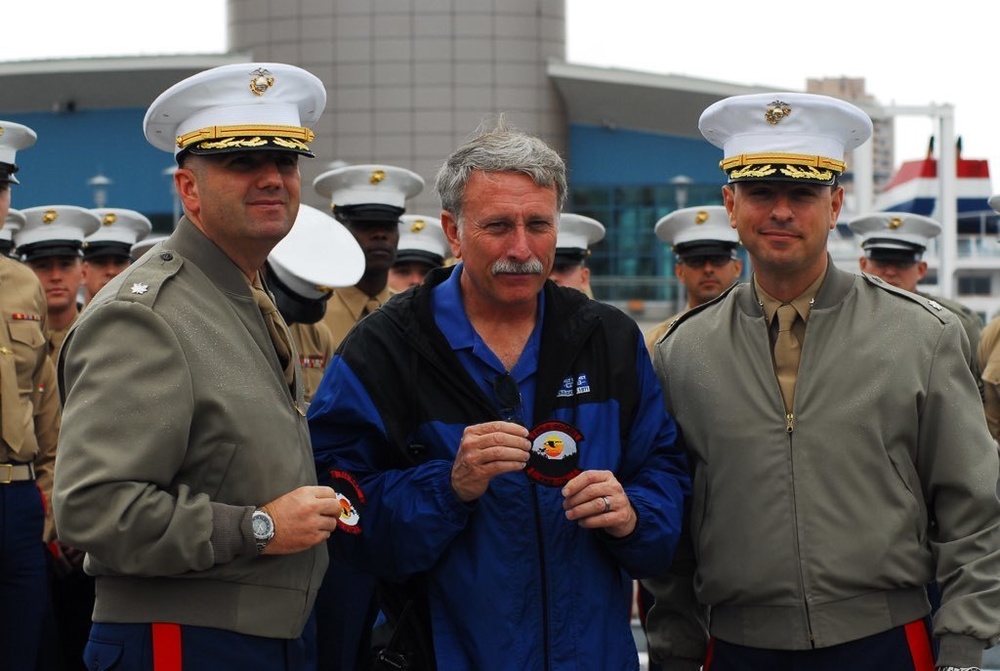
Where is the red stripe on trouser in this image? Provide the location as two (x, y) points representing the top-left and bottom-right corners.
(152, 623), (182, 671)
(903, 619), (934, 671)
(703, 636), (716, 670)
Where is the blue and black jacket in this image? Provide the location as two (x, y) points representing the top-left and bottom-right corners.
(308, 265), (690, 670)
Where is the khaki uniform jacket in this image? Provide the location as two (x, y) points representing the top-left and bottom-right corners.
(919, 291), (984, 398)
(644, 311), (685, 357)
(321, 284), (393, 350)
(289, 320), (334, 404)
(0, 256), (56, 474)
(53, 219), (326, 639)
(645, 264), (1000, 669)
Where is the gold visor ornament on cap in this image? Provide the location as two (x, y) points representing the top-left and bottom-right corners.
(889, 217), (903, 229)
(410, 218), (426, 233)
(103, 212), (118, 226)
(176, 125), (315, 152)
(369, 169), (386, 185)
(695, 210), (710, 225)
(42, 210), (58, 224)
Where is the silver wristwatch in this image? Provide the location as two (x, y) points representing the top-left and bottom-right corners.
(251, 507), (275, 552)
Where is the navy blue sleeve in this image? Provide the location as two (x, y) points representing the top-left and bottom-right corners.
(308, 355), (474, 582)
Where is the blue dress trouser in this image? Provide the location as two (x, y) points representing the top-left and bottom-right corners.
(0, 480), (48, 671)
(84, 622), (311, 671)
(705, 618), (935, 671)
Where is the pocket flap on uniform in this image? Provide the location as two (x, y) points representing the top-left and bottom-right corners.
(83, 639), (124, 670)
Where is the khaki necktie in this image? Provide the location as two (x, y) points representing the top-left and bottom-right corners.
(251, 282), (294, 385)
(361, 297), (381, 317)
(774, 303), (800, 414)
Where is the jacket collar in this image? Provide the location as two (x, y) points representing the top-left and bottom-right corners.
(166, 217), (255, 299)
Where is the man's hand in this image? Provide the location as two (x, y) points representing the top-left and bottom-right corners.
(451, 421), (530, 502)
(259, 486), (340, 555)
(49, 540), (86, 578)
(562, 470), (637, 538)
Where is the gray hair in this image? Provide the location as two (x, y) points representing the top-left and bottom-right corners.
(434, 116), (568, 222)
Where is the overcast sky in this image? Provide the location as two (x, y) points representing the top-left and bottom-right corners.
(3, 1), (993, 190)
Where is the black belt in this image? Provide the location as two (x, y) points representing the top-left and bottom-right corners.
(0, 462), (35, 483)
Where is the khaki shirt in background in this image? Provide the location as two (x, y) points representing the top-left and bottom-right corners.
(321, 284), (394, 350)
(0, 256), (53, 466)
(47, 313), (78, 363)
(33, 356), (61, 541)
(290, 320), (335, 405)
(977, 317), (1000, 440)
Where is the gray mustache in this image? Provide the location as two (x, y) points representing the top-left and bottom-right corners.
(491, 258), (544, 275)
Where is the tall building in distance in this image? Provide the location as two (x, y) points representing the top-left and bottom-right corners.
(228, 0), (567, 215)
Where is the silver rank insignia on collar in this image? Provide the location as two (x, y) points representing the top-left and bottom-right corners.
(131, 282), (150, 295)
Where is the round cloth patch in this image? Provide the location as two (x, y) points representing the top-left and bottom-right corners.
(328, 470), (365, 535)
(525, 420), (583, 487)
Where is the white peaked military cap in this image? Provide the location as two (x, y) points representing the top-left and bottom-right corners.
(0, 121), (37, 184)
(130, 234), (170, 262)
(15, 205), (102, 262)
(314, 164), (424, 220)
(144, 63), (326, 158)
(85, 208), (153, 259)
(989, 194), (1000, 214)
(269, 204), (365, 300)
(395, 215), (449, 267)
(1, 208), (26, 255)
(655, 206), (739, 258)
(555, 213), (605, 265)
(848, 212), (941, 262)
(699, 92), (873, 186)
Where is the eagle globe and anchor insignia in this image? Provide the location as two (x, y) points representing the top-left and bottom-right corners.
(525, 420), (583, 487)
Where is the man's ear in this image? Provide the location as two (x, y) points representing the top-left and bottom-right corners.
(441, 210), (462, 259)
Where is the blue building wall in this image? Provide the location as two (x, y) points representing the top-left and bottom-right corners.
(566, 123), (725, 186)
(5, 109), (176, 224)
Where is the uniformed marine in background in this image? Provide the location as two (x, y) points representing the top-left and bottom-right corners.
(81, 207), (152, 304)
(266, 203), (364, 404)
(0, 118), (59, 671)
(644, 205), (743, 354)
(977, 194), (1000, 442)
(313, 163), (424, 349)
(309, 160), (423, 671)
(2, 207), (25, 257)
(387, 214), (449, 292)
(548, 212), (605, 298)
(849, 211), (984, 397)
(15, 206), (101, 360)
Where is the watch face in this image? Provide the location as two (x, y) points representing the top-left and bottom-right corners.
(252, 511), (273, 539)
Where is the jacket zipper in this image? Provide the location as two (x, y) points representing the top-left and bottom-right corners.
(530, 484), (551, 670)
(785, 414), (815, 645)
